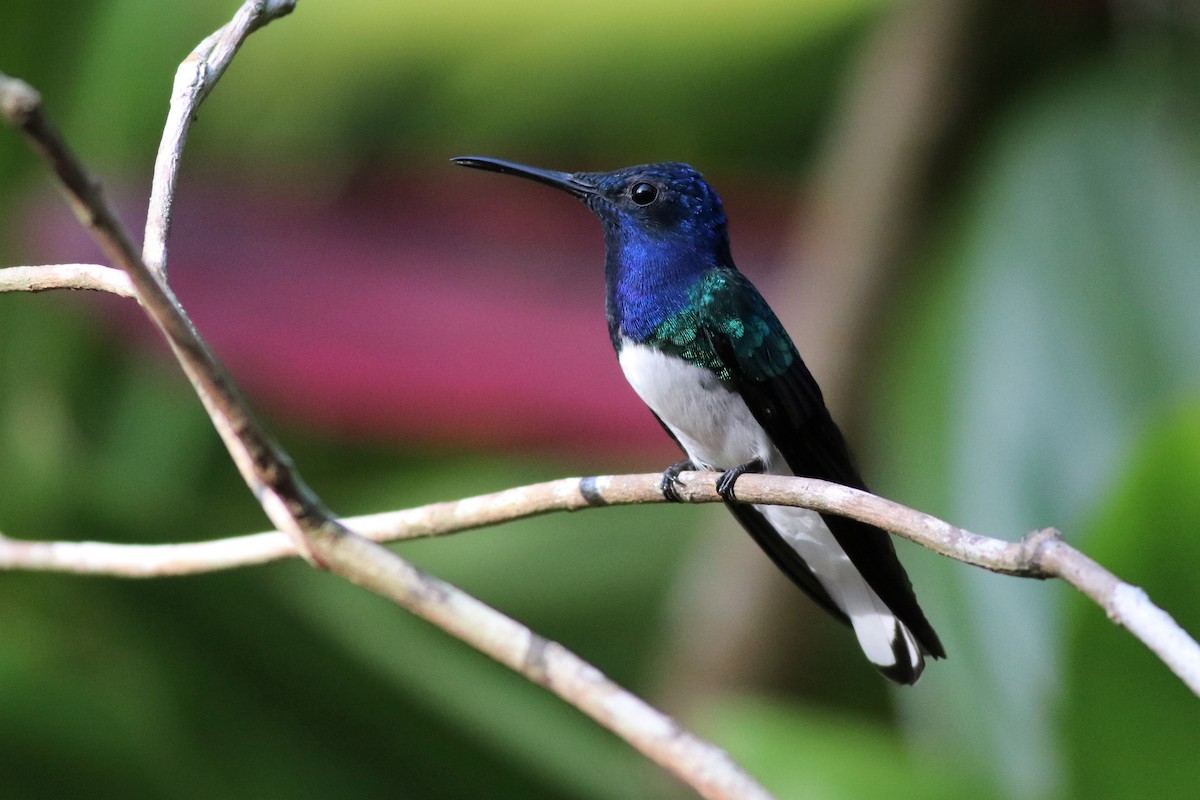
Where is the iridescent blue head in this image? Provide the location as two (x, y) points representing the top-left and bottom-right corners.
(453, 156), (736, 339)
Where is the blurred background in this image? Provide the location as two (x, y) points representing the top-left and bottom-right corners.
(2, 0), (1199, 797)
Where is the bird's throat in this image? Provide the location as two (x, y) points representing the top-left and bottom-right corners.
(606, 230), (717, 344)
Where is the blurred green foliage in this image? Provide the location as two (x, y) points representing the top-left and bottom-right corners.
(699, 696), (985, 800)
(1063, 406), (1200, 799)
(3, 1), (1200, 799)
(870, 32), (1200, 799)
(41, 0), (882, 177)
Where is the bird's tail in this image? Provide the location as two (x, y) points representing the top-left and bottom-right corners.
(756, 503), (929, 685)
(843, 590), (926, 685)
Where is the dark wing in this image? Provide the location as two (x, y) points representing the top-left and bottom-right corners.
(699, 271), (945, 658)
(647, 409), (850, 623)
(725, 502), (851, 624)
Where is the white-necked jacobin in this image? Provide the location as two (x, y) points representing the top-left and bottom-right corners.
(452, 156), (945, 684)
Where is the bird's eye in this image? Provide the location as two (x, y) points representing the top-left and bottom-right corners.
(630, 182), (659, 206)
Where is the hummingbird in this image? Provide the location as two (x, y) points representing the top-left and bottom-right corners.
(452, 156), (945, 684)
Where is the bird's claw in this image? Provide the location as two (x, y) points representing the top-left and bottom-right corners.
(659, 459), (696, 502)
(716, 457), (765, 502)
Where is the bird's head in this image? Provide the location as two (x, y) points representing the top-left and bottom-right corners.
(452, 157), (732, 265)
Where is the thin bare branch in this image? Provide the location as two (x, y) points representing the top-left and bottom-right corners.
(1, 471), (1197, 698)
(0, 263), (135, 296)
(143, 0), (296, 278)
(321, 531), (774, 800)
(0, 474), (623, 576)
(0, 7), (776, 795)
(0, 75), (144, 268)
(1, 66), (331, 566)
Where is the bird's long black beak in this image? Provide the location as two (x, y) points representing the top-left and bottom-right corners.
(451, 156), (597, 198)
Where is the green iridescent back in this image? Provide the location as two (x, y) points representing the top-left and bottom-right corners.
(646, 270), (796, 383)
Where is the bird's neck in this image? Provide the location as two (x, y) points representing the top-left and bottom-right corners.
(605, 227), (728, 345)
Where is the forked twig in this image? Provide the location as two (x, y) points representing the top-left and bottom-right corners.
(0, 4), (777, 798)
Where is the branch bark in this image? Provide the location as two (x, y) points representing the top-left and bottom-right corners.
(1, 471), (1197, 697)
(143, 0), (297, 279)
(0, 263), (134, 295)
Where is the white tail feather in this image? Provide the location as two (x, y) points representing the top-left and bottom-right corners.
(760, 503), (925, 683)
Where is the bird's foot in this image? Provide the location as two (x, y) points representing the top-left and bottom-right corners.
(659, 459), (696, 502)
(716, 457), (765, 502)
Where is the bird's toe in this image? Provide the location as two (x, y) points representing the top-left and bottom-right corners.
(659, 459), (696, 502)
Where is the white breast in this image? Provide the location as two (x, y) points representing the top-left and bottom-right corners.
(617, 340), (777, 471)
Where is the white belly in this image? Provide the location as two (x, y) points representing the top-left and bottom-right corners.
(617, 341), (777, 471)
(619, 340), (839, 553)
